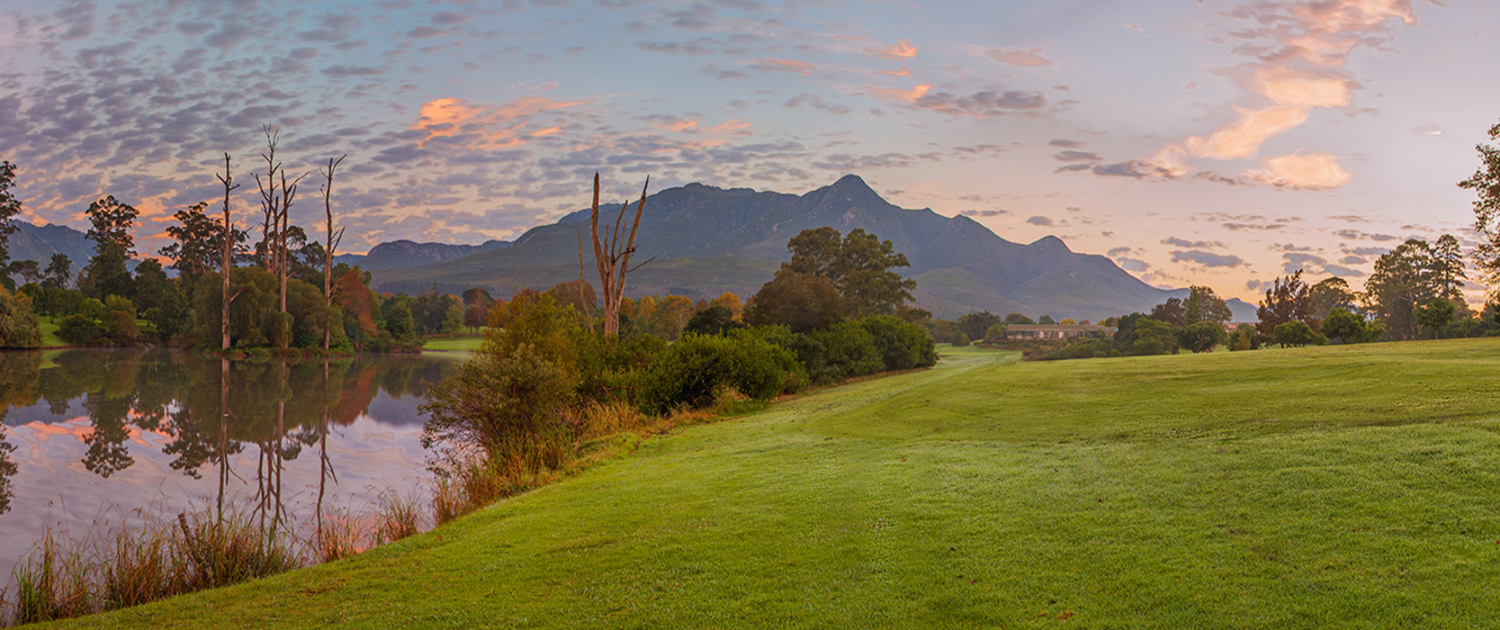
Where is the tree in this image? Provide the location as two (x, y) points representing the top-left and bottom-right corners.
(216, 153), (240, 351)
(743, 272), (844, 333)
(1273, 320), (1322, 348)
(951, 331), (970, 347)
(133, 259), (169, 316)
(1256, 271), (1312, 341)
(1460, 116), (1500, 299)
(1036, 314), (1056, 325)
(0, 286), (41, 348)
(320, 155), (346, 351)
(1322, 308), (1376, 344)
(983, 324), (1007, 343)
(955, 311), (1001, 342)
(657, 295), (696, 340)
(163, 201), (245, 287)
(1150, 297), (1187, 327)
(1363, 239), (1444, 341)
(1307, 277), (1358, 324)
(80, 196), (139, 301)
(9, 260), (39, 286)
(0, 161), (23, 268)
(586, 173), (651, 336)
(1176, 321), (1227, 353)
(1184, 286), (1233, 325)
(43, 254), (71, 289)
(1004, 313), (1034, 325)
(683, 305), (743, 336)
(709, 292), (743, 319)
(783, 227), (915, 317)
(1416, 298), (1456, 338)
(1228, 323), (1260, 351)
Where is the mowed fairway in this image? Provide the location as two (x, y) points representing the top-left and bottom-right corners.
(52, 340), (1500, 629)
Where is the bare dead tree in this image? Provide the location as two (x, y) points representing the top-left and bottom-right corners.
(254, 126), (282, 271)
(215, 153), (241, 351)
(588, 173), (652, 336)
(320, 155), (346, 351)
(276, 169), (306, 318)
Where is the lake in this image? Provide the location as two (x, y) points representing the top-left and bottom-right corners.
(0, 349), (462, 583)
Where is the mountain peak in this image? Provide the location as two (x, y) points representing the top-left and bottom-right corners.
(1027, 235), (1072, 253)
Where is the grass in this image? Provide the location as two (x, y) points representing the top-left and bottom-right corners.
(35, 339), (1500, 628)
(421, 333), (486, 352)
(36, 316), (66, 348)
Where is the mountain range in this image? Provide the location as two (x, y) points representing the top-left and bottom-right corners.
(370, 175), (1257, 321)
(4, 176), (1257, 321)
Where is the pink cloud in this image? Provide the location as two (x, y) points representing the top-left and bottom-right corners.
(865, 38), (918, 60)
(1185, 105), (1309, 160)
(875, 65), (912, 77)
(1247, 152), (1352, 190)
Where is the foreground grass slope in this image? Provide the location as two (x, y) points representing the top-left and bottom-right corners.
(53, 341), (1500, 628)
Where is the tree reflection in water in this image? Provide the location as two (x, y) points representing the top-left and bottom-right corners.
(0, 349), (453, 559)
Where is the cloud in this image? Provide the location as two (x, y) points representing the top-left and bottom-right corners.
(1091, 160), (1174, 179)
(1116, 257), (1150, 272)
(1254, 66), (1351, 108)
(1333, 229), (1400, 242)
(1107, 246), (1136, 257)
(1414, 123), (1443, 136)
(1246, 152), (1352, 190)
(959, 209), (1008, 217)
(1026, 215), (1053, 226)
(1048, 138), (1084, 148)
(983, 47), (1053, 67)
(1053, 150), (1101, 162)
(750, 58), (816, 75)
(412, 95), (592, 150)
(874, 66), (911, 77)
(1282, 252), (1363, 277)
(866, 38), (918, 60)
(1163, 237), (1225, 249)
(1223, 222), (1287, 231)
(1171, 249), (1244, 268)
(1184, 105), (1308, 160)
(910, 88), (1047, 116)
(862, 84), (933, 103)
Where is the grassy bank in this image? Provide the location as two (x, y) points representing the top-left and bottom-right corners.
(420, 333), (485, 352)
(43, 340), (1500, 628)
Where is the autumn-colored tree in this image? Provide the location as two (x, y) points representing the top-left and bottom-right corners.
(332, 270), (378, 347)
(709, 292), (743, 319)
(657, 295), (696, 340)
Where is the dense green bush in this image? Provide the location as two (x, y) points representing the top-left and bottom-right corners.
(811, 322), (883, 379)
(859, 315), (937, 371)
(951, 331), (970, 347)
(58, 314), (101, 345)
(0, 286), (41, 348)
(641, 331), (802, 411)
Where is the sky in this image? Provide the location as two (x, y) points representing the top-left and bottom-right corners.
(1, 0), (1498, 302)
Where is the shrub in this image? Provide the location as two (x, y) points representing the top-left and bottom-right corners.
(421, 343), (578, 470)
(0, 285), (42, 348)
(811, 322), (883, 379)
(57, 314), (102, 346)
(858, 315), (937, 371)
(1273, 320), (1324, 348)
(1031, 339), (1120, 361)
(951, 331), (970, 347)
(641, 332), (801, 411)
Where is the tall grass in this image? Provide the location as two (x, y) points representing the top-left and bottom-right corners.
(2, 513), (302, 625)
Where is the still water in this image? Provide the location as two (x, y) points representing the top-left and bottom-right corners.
(0, 349), (461, 579)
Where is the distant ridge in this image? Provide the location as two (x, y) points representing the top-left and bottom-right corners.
(368, 175), (1257, 321)
(334, 239), (511, 272)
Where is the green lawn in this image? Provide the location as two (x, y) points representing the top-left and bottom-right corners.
(422, 332), (487, 352)
(49, 340), (1500, 629)
(37, 316), (66, 348)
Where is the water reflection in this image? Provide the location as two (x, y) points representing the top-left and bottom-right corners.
(0, 349), (455, 579)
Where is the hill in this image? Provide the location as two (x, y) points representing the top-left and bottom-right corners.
(55, 339), (1500, 629)
(332, 239), (510, 272)
(7, 222), (94, 267)
(372, 175), (1251, 321)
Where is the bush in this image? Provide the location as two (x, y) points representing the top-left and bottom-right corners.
(1175, 321), (1227, 353)
(811, 322), (883, 379)
(1273, 320), (1324, 348)
(421, 343), (578, 469)
(0, 286), (42, 348)
(859, 315), (937, 371)
(641, 332), (802, 411)
(951, 331), (970, 347)
(58, 314), (101, 346)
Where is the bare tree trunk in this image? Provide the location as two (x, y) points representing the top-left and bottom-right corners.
(255, 127), (281, 272)
(216, 154), (239, 351)
(321, 156), (346, 351)
(587, 173), (651, 336)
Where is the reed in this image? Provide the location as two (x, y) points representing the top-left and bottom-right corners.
(373, 490), (422, 545)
